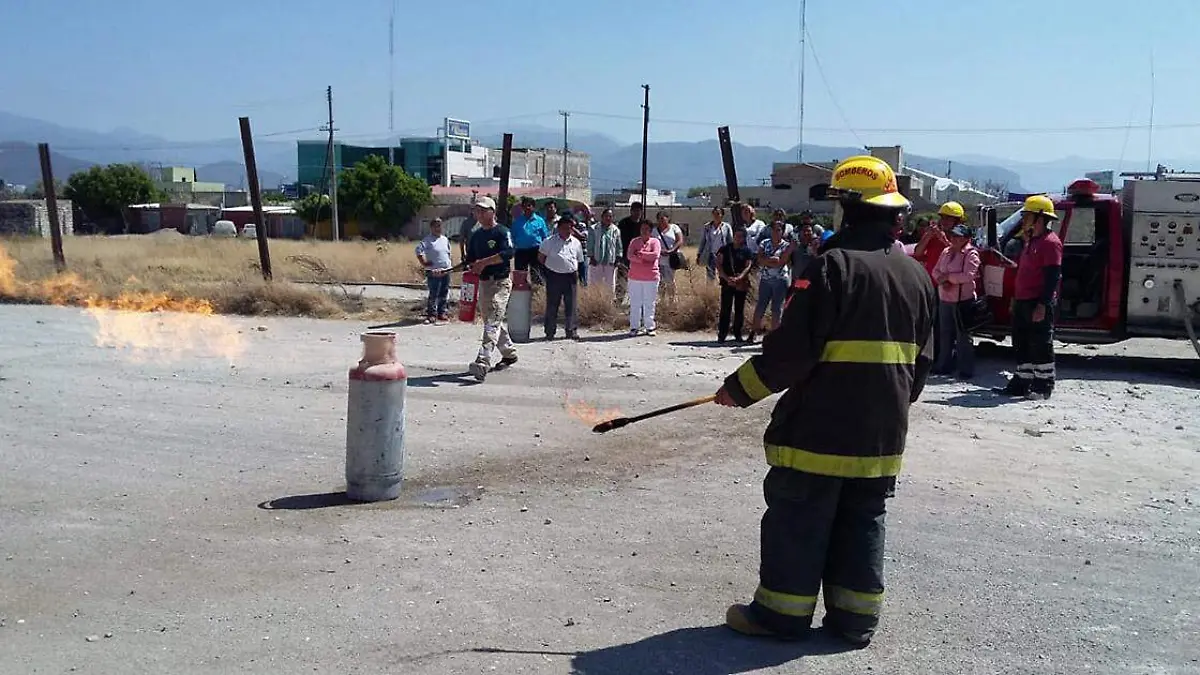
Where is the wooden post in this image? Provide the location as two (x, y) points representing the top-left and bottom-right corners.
(640, 85), (650, 209)
(497, 133), (513, 226)
(238, 117), (273, 281)
(718, 127), (744, 229)
(36, 143), (67, 272)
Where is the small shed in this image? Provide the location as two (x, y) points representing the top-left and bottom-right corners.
(125, 203), (220, 234)
(219, 205), (305, 239)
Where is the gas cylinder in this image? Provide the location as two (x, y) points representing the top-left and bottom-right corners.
(458, 271), (480, 323)
(345, 331), (406, 502)
(508, 269), (532, 343)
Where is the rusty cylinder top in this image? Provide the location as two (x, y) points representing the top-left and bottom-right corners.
(351, 332), (406, 382)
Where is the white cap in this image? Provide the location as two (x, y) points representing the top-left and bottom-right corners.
(474, 196), (496, 211)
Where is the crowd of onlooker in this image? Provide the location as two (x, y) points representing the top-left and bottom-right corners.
(415, 197), (987, 358)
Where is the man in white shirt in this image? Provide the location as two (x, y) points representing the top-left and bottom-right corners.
(538, 213), (585, 340)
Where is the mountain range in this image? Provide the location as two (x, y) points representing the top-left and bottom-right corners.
(3, 110), (1193, 197)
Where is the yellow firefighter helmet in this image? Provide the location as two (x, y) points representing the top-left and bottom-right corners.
(829, 155), (911, 209)
(938, 201), (966, 221)
(1021, 194), (1059, 220)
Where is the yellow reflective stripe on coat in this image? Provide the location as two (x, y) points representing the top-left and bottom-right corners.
(821, 340), (918, 365)
(754, 586), (818, 618)
(825, 585), (883, 616)
(765, 445), (903, 479)
(736, 360), (772, 402)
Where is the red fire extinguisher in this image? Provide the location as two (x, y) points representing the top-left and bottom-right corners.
(458, 271), (481, 323)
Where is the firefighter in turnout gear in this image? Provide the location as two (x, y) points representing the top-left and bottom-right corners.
(995, 195), (1063, 400)
(715, 155), (937, 647)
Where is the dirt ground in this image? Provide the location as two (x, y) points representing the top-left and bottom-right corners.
(1, 304), (1198, 674)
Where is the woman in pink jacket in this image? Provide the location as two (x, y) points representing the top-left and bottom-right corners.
(932, 223), (981, 378)
(626, 220), (662, 336)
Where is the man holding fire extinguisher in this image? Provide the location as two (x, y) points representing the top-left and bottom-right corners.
(464, 196), (519, 382)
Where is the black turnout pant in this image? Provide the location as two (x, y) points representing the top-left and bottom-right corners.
(1010, 298), (1056, 394)
(718, 284), (747, 340)
(749, 467), (892, 640)
(543, 270), (578, 337)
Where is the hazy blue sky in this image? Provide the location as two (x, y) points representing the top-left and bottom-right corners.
(2, 0), (1197, 163)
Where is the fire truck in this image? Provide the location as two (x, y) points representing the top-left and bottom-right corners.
(973, 167), (1200, 358)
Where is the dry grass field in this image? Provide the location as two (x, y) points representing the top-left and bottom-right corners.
(1, 233), (733, 331)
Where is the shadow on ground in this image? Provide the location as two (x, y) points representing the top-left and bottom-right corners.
(975, 342), (1200, 386)
(568, 625), (857, 674)
(258, 485), (482, 511)
(434, 625), (857, 674)
(406, 371), (481, 388)
(396, 626), (858, 674)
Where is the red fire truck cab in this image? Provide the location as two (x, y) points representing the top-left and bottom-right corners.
(974, 174), (1200, 358)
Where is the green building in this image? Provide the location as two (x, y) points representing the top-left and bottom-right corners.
(296, 138), (481, 193)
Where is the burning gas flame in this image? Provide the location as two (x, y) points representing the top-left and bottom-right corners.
(1, 244), (246, 364)
(564, 395), (622, 426)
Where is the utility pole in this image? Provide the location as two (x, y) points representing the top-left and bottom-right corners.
(388, 1), (396, 166)
(559, 110), (570, 199)
(640, 85), (650, 209)
(322, 86), (340, 242)
(797, 0), (807, 163)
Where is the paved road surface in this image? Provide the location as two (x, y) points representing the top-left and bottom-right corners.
(1, 305), (1198, 674)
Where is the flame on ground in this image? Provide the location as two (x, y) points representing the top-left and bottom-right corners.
(564, 395), (622, 427)
(1, 244), (246, 364)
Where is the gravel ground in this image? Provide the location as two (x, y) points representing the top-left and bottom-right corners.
(1, 304), (1198, 674)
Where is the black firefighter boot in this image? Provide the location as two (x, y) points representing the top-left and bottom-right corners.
(993, 375), (1030, 397)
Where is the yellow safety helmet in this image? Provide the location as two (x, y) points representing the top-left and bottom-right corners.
(938, 201), (966, 221)
(829, 155), (911, 209)
(1021, 194), (1059, 220)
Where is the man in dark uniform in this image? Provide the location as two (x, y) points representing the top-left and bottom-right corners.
(715, 155), (937, 648)
(995, 195), (1063, 400)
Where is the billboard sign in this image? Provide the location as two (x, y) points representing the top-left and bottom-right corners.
(445, 118), (470, 140)
(1085, 170), (1114, 193)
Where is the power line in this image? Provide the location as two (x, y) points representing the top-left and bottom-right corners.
(564, 109), (1200, 136)
(803, 26), (863, 147)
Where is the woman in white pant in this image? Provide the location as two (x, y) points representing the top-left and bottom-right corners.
(626, 219), (662, 336)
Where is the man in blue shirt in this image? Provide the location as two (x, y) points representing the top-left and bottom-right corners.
(511, 196), (549, 283)
(465, 196), (518, 382)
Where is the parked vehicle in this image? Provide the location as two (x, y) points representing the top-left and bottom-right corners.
(974, 170), (1200, 358)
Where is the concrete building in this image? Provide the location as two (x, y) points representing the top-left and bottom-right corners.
(706, 145), (995, 216)
(594, 186), (679, 208)
(152, 166), (247, 208)
(0, 199), (74, 237)
(505, 148), (591, 204)
(707, 162), (838, 215)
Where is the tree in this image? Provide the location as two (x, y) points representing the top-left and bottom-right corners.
(63, 164), (162, 230)
(687, 185), (721, 199)
(25, 179), (65, 199)
(262, 190), (292, 205)
(295, 193), (331, 225)
(337, 155), (433, 236)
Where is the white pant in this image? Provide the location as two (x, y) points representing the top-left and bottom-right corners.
(592, 264), (617, 295)
(628, 279), (659, 331)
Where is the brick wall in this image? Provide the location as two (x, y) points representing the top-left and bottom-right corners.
(0, 199), (74, 237)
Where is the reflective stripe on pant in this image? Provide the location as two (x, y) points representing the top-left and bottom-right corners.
(476, 278), (515, 366)
(1011, 299), (1055, 393)
(750, 467), (890, 639)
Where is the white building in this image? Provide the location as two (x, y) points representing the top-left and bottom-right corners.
(594, 186), (678, 207)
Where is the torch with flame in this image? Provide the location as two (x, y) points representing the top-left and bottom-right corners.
(564, 395), (622, 427)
